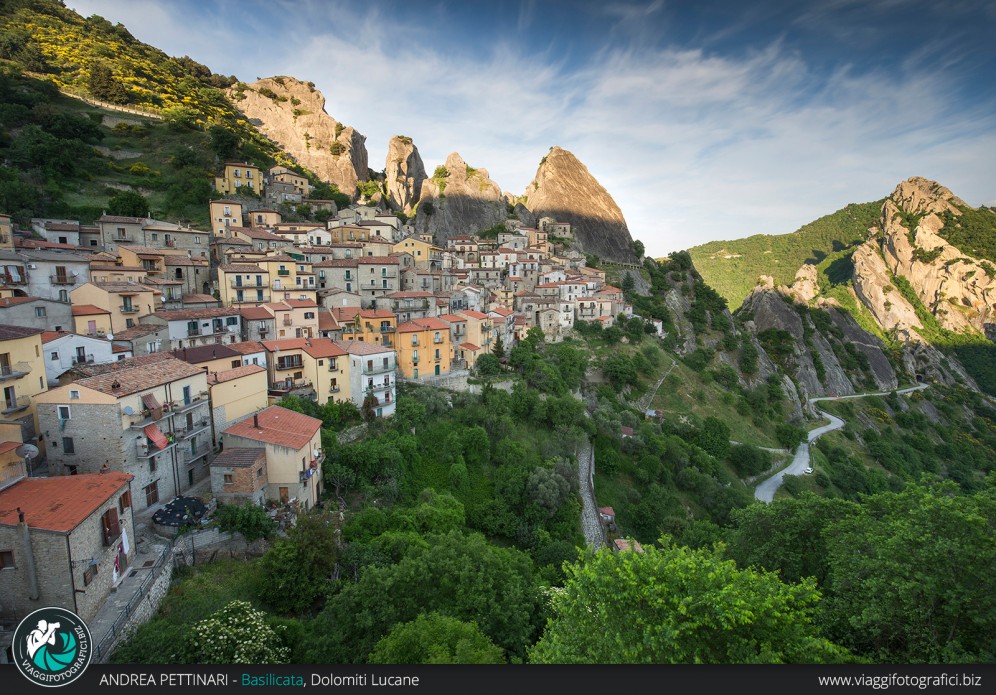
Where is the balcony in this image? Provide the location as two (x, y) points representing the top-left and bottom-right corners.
(120, 305), (139, 314)
(177, 420), (210, 439)
(0, 362), (31, 381)
(164, 239), (177, 248)
(1, 395), (30, 414)
(71, 354), (95, 365)
(51, 274), (77, 285)
(380, 326), (396, 333)
(230, 278), (265, 288)
(137, 438), (176, 459)
(363, 361), (395, 375)
(310, 451), (325, 468)
(282, 316), (293, 326)
(277, 269), (290, 276)
(329, 385), (340, 393)
(127, 395), (207, 429)
(276, 360), (303, 371)
(269, 378), (313, 396)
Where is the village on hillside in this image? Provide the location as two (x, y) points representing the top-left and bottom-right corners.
(0, 162), (660, 658)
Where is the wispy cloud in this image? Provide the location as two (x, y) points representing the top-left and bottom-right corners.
(66, 0), (996, 256)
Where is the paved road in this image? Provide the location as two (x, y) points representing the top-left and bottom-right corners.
(754, 383), (928, 503)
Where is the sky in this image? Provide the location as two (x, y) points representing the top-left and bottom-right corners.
(67, 0), (996, 256)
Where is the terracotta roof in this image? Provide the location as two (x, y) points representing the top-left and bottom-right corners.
(356, 256), (400, 264)
(171, 344), (240, 364)
(358, 309), (395, 319)
(0, 441), (20, 455)
(219, 263), (264, 273)
(317, 311), (338, 331)
(460, 342), (480, 351)
(314, 259), (358, 268)
(260, 254), (297, 262)
(212, 236), (251, 245)
(0, 325), (43, 340)
(438, 314), (467, 323)
(223, 406), (321, 450)
(227, 340), (265, 355)
(44, 222), (80, 231)
(0, 473), (132, 533)
(237, 228), (287, 241)
(78, 354), (205, 396)
(598, 506), (615, 517)
(210, 448), (265, 468)
(98, 214), (146, 224)
(459, 310), (489, 319)
(0, 296), (39, 308)
(330, 307), (360, 322)
(164, 256), (208, 267)
(397, 317), (450, 333)
(92, 282), (150, 294)
(153, 307), (241, 321)
(239, 306), (273, 320)
(182, 293), (218, 305)
(600, 285), (622, 293)
(283, 298), (317, 308)
(108, 324), (163, 341)
(207, 363), (266, 384)
(489, 307), (513, 316)
(41, 331), (69, 343)
(259, 337), (322, 353)
(335, 339), (393, 356)
(302, 339), (347, 359)
(385, 291), (432, 299)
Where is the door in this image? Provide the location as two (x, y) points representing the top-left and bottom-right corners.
(435, 365), (440, 376)
(188, 468), (194, 486)
(87, 320), (96, 335)
(279, 486), (289, 503)
(76, 346), (86, 362)
(3, 386), (15, 410)
(182, 385), (192, 405)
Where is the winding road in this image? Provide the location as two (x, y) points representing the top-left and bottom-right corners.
(754, 383), (929, 503)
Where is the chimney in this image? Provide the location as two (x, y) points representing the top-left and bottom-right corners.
(253, 413), (259, 429)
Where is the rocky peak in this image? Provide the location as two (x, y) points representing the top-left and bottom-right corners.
(228, 76), (368, 195)
(384, 135), (426, 216)
(869, 177), (995, 336)
(413, 152), (507, 245)
(523, 146), (635, 263)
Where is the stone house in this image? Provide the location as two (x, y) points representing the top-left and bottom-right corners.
(139, 307), (243, 350)
(0, 296), (73, 332)
(19, 250), (90, 302)
(34, 354), (212, 512)
(210, 448), (267, 506)
(0, 470), (136, 624)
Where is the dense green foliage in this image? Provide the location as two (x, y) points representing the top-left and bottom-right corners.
(530, 540), (850, 663)
(689, 201), (883, 308)
(213, 501), (276, 542)
(368, 612), (505, 664)
(938, 203), (996, 263)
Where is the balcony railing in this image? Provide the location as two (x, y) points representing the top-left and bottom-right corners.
(269, 378), (313, 394)
(50, 274), (76, 284)
(1, 395), (30, 414)
(177, 419), (210, 439)
(276, 360), (303, 371)
(164, 240), (177, 248)
(310, 451), (325, 468)
(0, 362), (31, 381)
(137, 438), (176, 459)
(363, 361), (395, 375)
(282, 316), (293, 326)
(380, 326), (396, 333)
(71, 354), (95, 365)
(120, 305), (139, 314)
(127, 395), (207, 429)
(277, 269), (290, 276)
(230, 278), (265, 288)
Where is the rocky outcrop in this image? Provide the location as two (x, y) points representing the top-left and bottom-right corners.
(384, 135), (426, 216)
(413, 152), (507, 245)
(851, 240), (922, 336)
(780, 264), (819, 304)
(229, 76), (367, 194)
(828, 309), (898, 391)
(870, 177), (995, 336)
(523, 147), (635, 263)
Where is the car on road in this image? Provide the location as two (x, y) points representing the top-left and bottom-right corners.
(804, 467), (814, 474)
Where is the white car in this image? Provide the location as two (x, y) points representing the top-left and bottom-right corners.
(804, 467), (814, 474)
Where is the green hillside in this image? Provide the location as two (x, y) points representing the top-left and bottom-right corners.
(689, 200), (883, 309)
(0, 0), (348, 225)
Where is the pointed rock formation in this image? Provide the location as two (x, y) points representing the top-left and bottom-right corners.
(384, 135), (427, 216)
(229, 76), (368, 195)
(523, 147), (635, 262)
(414, 152), (507, 245)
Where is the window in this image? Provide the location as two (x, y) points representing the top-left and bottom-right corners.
(62, 437), (75, 454)
(226, 316), (238, 325)
(100, 508), (120, 546)
(151, 233), (158, 241)
(50, 351), (59, 361)
(435, 349), (440, 360)
(382, 279), (388, 288)
(224, 473), (233, 484)
(58, 405), (71, 420)
(304, 312), (315, 319)
(119, 490), (131, 514)
(231, 359), (241, 369)
(69, 390), (80, 399)
(35, 307), (46, 317)
(83, 564), (97, 586)
(144, 481), (159, 507)
(195, 236), (201, 244)
(1, 550), (15, 569)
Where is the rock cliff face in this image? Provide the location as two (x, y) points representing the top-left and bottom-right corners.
(739, 287), (899, 397)
(413, 152), (507, 245)
(523, 147), (635, 263)
(229, 77), (368, 194)
(384, 135), (426, 216)
(869, 177), (996, 336)
(851, 239), (922, 336)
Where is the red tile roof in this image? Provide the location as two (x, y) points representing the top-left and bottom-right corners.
(335, 340), (393, 356)
(358, 309), (395, 319)
(227, 340), (265, 355)
(223, 406), (321, 450)
(437, 314), (467, 323)
(0, 296), (39, 308)
(240, 307), (274, 320)
(207, 363), (266, 384)
(302, 339), (348, 359)
(459, 310), (489, 319)
(78, 354), (205, 396)
(460, 342), (480, 351)
(0, 473), (132, 533)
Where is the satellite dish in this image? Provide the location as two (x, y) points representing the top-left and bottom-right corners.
(106, 333), (114, 340)
(123, 405), (134, 415)
(16, 444), (39, 459)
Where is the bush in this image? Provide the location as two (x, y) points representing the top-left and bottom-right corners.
(213, 502), (276, 542)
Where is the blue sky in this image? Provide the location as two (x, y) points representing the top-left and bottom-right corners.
(68, 0), (996, 256)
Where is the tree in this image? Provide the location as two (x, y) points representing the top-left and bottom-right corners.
(369, 612), (505, 664)
(307, 530), (543, 662)
(107, 189), (149, 218)
(476, 353), (500, 377)
(187, 601), (289, 664)
(87, 62), (128, 103)
(696, 416), (730, 460)
(213, 502), (276, 542)
(822, 481), (996, 663)
(621, 272), (636, 292)
(254, 511), (339, 614)
(208, 125), (239, 160)
(493, 334), (505, 359)
(530, 540), (850, 664)
(632, 239), (645, 258)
